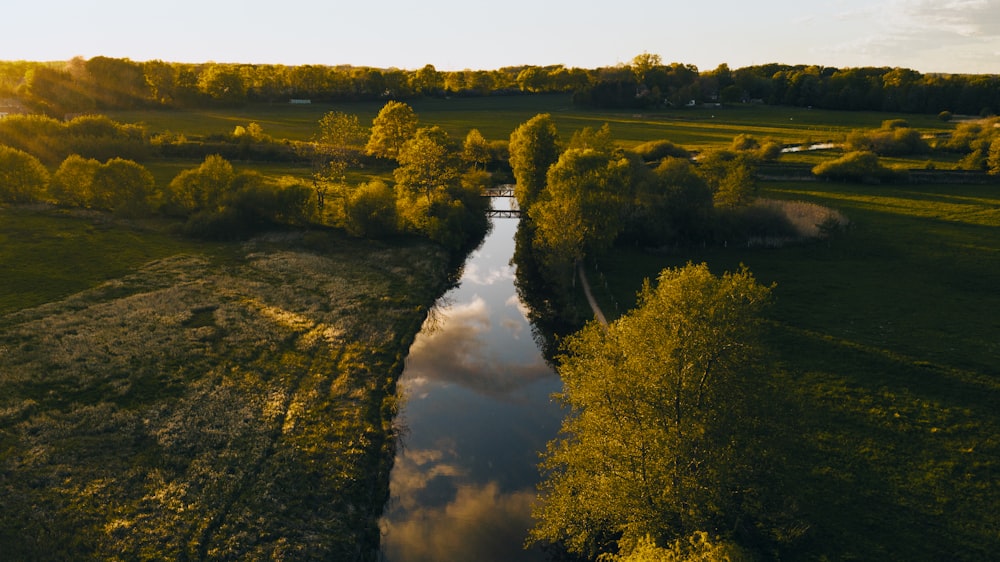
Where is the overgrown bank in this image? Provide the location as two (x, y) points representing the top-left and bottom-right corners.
(0, 208), (458, 560)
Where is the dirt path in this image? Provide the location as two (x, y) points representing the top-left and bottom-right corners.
(577, 263), (608, 328)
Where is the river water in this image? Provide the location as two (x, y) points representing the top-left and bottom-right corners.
(379, 200), (563, 561)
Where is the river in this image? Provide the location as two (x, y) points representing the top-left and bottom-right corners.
(378, 199), (564, 561)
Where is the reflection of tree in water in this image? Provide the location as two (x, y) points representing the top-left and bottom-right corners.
(511, 221), (588, 362)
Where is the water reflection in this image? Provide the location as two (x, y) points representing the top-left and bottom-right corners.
(380, 211), (561, 562)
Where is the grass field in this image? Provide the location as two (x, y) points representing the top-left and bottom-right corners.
(585, 179), (1000, 560)
(107, 94), (957, 154)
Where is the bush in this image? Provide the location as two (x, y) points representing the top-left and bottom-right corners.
(0, 144), (50, 203)
(845, 124), (929, 156)
(631, 139), (691, 162)
(343, 181), (398, 238)
(812, 151), (900, 182)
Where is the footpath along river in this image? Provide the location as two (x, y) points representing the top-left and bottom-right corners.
(379, 198), (564, 561)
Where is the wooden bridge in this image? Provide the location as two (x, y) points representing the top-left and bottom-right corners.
(482, 184), (521, 218)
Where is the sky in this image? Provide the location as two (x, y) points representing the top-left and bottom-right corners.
(3, 0), (999, 74)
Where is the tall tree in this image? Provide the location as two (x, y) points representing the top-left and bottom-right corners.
(508, 113), (560, 210)
(461, 129), (492, 170)
(308, 111), (366, 212)
(529, 263), (773, 559)
(394, 126), (461, 204)
(528, 147), (632, 281)
(365, 100), (418, 160)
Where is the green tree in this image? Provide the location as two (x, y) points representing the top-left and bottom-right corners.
(0, 145), (50, 203)
(528, 263), (773, 558)
(365, 100), (418, 160)
(91, 158), (156, 217)
(528, 148), (631, 280)
(630, 157), (713, 244)
(50, 154), (101, 207)
(308, 111), (367, 212)
(696, 150), (758, 208)
(461, 129), (492, 170)
(197, 64), (247, 105)
(394, 126), (461, 204)
(508, 113), (560, 210)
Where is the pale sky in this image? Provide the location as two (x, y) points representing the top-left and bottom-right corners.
(3, 0), (999, 74)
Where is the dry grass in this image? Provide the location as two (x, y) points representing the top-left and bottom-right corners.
(0, 230), (451, 560)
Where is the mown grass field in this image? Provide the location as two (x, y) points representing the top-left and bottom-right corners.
(108, 93), (955, 154)
(586, 180), (1000, 560)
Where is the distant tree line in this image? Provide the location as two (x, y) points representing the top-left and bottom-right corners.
(3, 54), (1000, 117)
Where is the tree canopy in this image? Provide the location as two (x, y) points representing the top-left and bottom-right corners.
(365, 100), (418, 160)
(529, 263), (773, 559)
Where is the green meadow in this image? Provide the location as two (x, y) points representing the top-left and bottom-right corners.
(3, 95), (997, 559)
(587, 179), (1000, 559)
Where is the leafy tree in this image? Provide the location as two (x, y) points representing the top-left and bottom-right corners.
(529, 263), (773, 558)
(409, 64), (444, 95)
(461, 129), (492, 170)
(508, 113), (560, 210)
(197, 64), (247, 105)
(394, 126), (461, 203)
(567, 123), (616, 152)
(696, 150), (757, 208)
(529, 148), (632, 281)
(0, 145), (50, 203)
(91, 158), (156, 217)
(308, 111), (367, 212)
(365, 100), (418, 160)
(630, 157), (713, 244)
(50, 154), (101, 207)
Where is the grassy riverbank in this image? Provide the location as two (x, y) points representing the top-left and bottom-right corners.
(586, 180), (1000, 559)
(0, 206), (453, 559)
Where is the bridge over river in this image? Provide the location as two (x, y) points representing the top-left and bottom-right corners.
(481, 184), (520, 218)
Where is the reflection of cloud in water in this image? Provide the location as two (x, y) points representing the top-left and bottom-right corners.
(505, 294), (531, 321)
(461, 262), (515, 286)
(406, 297), (553, 399)
(389, 447), (465, 511)
(382, 479), (538, 562)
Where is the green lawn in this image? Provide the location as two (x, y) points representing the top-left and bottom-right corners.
(0, 206), (219, 314)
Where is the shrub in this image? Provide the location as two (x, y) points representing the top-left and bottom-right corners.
(845, 124), (929, 156)
(49, 154), (101, 207)
(812, 151), (900, 182)
(343, 181), (398, 238)
(631, 139), (691, 162)
(0, 144), (50, 203)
